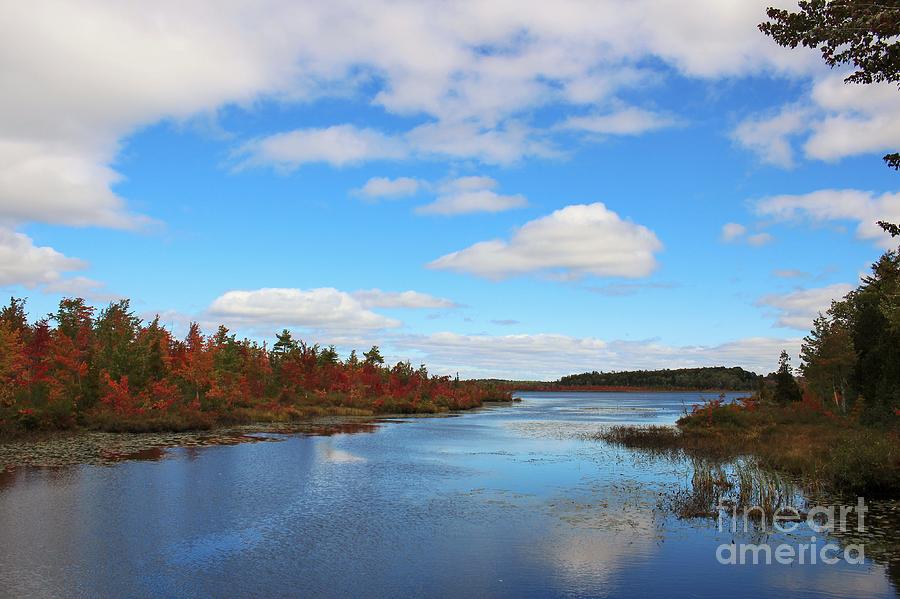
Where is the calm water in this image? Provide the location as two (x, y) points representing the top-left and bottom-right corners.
(1, 392), (898, 598)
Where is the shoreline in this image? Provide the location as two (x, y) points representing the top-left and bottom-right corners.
(0, 400), (520, 472)
(514, 386), (754, 393)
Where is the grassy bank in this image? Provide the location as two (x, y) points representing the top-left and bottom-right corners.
(597, 398), (900, 496)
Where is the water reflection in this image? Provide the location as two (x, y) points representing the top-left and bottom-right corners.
(0, 392), (896, 598)
(318, 443), (366, 463)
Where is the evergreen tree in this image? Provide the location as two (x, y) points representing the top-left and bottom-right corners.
(363, 345), (384, 366)
(774, 350), (803, 403)
(800, 311), (855, 411)
(272, 329), (296, 357)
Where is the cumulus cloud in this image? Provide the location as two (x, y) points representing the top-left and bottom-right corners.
(804, 76), (900, 162)
(237, 125), (408, 169)
(351, 289), (458, 309)
(0, 228), (86, 288)
(392, 331), (801, 379)
(405, 120), (556, 164)
(756, 283), (855, 330)
(734, 75), (900, 167)
(416, 176), (527, 215)
(428, 203), (661, 280)
(0, 141), (152, 229)
(561, 107), (677, 136)
(731, 106), (809, 168)
(244, 121), (557, 168)
(355, 177), (421, 199)
(754, 189), (900, 249)
(1, 1), (301, 228)
(2, 0), (816, 227)
(208, 288), (401, 332)
(429, 203), (661, 279)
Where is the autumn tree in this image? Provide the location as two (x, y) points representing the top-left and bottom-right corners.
(0, 297), (30, 341)
(0, 297), (511, 433)
(135, 316), (171, 386)
(173, 322), (214, 410)
(0, 321), (28, 408)
(46, 298), (95, 414)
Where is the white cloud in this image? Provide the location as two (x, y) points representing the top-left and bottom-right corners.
(244, 121), (557, 169)
(804, 76), (900, 162)
(405, 120), (556, 164)
(356, 173), (527, 215)
(417, 176), (527, 215)
(352, 289), (458, 309)
(42, 276), (121, 302)
(208, 287), (401, 332)
(754, 189), (900, 249)
(0, 141), (152, 229)
(418, 190), (526, 216)
(0, 228), (86, 288)
(731, 106), (809, 168)
(720, 222), (773, 246)
(393, 331), (801, 379)
(238, 125), (408, 169)
(428, 203), (661, 279)
(2, 0), (817, 226)
(734, 74), (900, 167)
(756, 283), (854, 330)
(562, 107), (676, 135)
(0, 0), (301, 228)
(355, 176), (421, 199)
(721, 222), (747, 242)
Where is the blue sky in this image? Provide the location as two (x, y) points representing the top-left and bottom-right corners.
(2, 1), (899, 378)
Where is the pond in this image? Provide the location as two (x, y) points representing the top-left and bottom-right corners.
(1, 391), (897, 598)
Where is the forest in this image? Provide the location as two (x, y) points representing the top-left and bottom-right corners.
(770, 224), (900, 423)
(557, 366), (761, 390)
(0, 298), (512, 436)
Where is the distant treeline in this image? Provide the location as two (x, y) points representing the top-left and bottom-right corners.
(556, 366), (760, 390)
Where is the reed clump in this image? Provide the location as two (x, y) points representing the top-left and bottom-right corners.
(597, 398), (900, 496)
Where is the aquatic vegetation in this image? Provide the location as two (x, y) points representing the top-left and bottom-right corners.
(596, 397), (900, 497)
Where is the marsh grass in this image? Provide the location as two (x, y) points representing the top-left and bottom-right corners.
(654, 457), (804, 522)
(597, 401), (900, 497)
